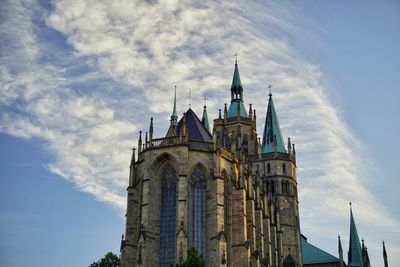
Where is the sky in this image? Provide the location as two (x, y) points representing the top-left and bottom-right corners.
(0, 0), (399, 266)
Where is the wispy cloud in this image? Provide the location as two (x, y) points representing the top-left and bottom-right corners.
(1, 0), (398, 265)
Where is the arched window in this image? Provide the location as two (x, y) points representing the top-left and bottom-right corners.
(267, 163), (271, 174)
(282, 163), (286, 174)
(159, 164), (177, 267)
(281, 180), (286, 195)
(189, 167), (207, 258)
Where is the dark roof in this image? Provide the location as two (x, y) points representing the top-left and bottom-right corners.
(176, 108), (212, 142)
(301, 235), (339, 265)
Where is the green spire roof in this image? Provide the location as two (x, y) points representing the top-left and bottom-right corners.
(227, 100), (248, 118)
(348, 205), (363, 267)
(171, 86), (178, 126)
(231, 60), (243, 100)
(227, 61), (248, 118)
(261, 93), (286, 153)
(201, 105), (210, 132)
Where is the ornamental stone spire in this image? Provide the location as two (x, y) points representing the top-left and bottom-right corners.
(171, 85), (178, 126)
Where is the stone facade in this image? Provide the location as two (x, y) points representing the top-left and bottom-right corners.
(120, 63), (302, 267)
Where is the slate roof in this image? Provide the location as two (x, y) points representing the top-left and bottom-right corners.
(301, 235), (339, 265)
(176, 108), (212, 142)
(261, 93), (286, 153)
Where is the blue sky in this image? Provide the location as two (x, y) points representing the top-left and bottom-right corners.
(1, 1), (399, 266)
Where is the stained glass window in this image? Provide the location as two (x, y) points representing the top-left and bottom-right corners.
(159, 164), (177, 267)
(189, 168), (207, 258)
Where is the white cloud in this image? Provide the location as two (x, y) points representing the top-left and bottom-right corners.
(1, 0), (399, 265)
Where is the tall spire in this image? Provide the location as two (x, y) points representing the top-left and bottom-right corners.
(201, 97), (210, 132)
(171, 85), (178, 126)
(383, 241), (388, 267)
(261, 87), (286, 154)
(231, 58), (243, 101)
(227, 60), (247, 118)
(348, 203), (363, 267)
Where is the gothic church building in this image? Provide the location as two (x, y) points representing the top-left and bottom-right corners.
(120, 61), (303, 267)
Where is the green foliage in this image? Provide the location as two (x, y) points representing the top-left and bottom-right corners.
(175, 246), (206, 267)
(89, 252), (120, 267)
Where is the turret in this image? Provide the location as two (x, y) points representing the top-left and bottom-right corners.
(249, 103), (253, 120)
(149, 117), (153, 142)
(138, 131), (142, 153)
(129, 147), (136, 186)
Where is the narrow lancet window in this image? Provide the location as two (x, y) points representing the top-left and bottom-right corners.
(159, 164), (177, 267)
(189, 167), (207, 258)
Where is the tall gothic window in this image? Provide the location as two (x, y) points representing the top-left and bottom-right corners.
(189, 167), (207, 258)
(159, 164), (177, 267)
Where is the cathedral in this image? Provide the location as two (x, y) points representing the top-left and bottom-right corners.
(119, 61), (388, 267)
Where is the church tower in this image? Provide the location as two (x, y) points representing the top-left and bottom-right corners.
(254, 89), (302, 267)
(120, 60), (302, 267)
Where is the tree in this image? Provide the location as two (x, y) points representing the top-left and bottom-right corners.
(89, 252), (120, 267)
(175, 246), (206, 267)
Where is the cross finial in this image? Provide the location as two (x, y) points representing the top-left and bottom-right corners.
(234, 52), (238, 65)
(268, 84), (273, 96)
(203, 96), (207, 107)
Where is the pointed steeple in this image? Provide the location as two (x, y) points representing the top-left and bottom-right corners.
(261, 90), (286, 154)
(227, 60), (247, 118)
(383, 241), (388, 267)
(171, 85), (178, 126)
(348, 203), (363, 267)
(231, 59), (243, 101)
(201, 97), (210, 132)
